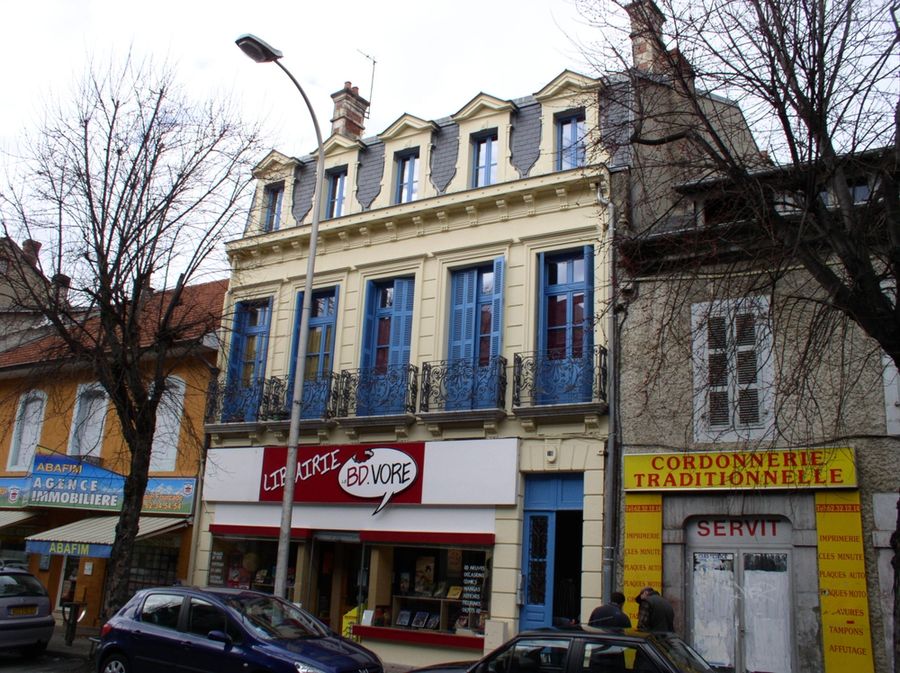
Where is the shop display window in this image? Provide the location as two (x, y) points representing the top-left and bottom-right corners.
(388, 546), (490, 635)
(126, 540), (179, 596)
(209, 538), (299, 594)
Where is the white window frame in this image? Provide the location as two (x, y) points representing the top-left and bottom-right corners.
(691, 296), (775, 443)
(150, 376), (186, 472)
(7, 390), (47, 470)
(68, 382), (108, 457)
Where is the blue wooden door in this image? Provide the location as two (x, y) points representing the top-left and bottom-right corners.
(519, 474), (583, 630)
(520, 511), (555, 630)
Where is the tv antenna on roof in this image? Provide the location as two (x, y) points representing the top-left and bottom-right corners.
(357, 49), (376, 119)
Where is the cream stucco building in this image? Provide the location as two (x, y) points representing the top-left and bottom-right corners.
(196, 69), (617, 665)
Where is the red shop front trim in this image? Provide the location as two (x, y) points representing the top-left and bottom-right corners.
(360, 531), (495, 546)
(209, 524), (313, 539)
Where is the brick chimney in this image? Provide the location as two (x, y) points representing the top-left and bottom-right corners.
(667, 47), (695, 92)
(51, 273), (70, 305)
(21, 239), (41, 266)
(625, 0), (666, 73)
(330, 81), (370, 139)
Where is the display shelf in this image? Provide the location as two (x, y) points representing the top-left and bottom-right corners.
(391, 595), (463, 632)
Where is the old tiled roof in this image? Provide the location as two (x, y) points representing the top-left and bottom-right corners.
(0, 278), (227, 370)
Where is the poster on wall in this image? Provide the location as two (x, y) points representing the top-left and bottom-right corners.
(208, 551), (225, 586)
(415, 556), (435, 595)
(621, 493), (663, 626)
(816, 491), (875, 673)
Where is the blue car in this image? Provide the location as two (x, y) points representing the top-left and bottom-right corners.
(96, 586), (384, 673)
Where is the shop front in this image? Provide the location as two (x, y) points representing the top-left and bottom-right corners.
(621, 447), (874, 673)
(0, 449), (196, 626)
(199, 438), (517, 664)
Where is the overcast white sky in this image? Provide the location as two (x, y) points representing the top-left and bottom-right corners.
(0, 0), (600, 165)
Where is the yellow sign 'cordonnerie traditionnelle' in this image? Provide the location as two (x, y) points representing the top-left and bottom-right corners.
(624, 448), (857, 491)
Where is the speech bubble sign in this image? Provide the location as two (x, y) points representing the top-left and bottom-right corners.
(338, 447), (418, 515)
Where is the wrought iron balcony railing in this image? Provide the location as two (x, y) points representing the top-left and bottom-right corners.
(258, 372), (338, 422)
(513, 345), (608, 408)
(337, 364), (419, 418)
(420, 356), (508, 412)
(205, 377), (265, 424)
(205, 373), (338, 425)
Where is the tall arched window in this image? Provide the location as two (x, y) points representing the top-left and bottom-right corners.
(8, 390), (46, 470)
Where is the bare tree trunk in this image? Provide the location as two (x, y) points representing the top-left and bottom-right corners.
(102, 435), (153, 617)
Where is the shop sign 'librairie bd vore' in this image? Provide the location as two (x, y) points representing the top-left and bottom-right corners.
(623, 447), (857, 491)
(0, 449), (195, 514)
(259, 443), (426, 514)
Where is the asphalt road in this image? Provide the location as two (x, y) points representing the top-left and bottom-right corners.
(0, 650), (89, 672)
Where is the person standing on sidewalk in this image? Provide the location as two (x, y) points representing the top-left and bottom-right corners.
(635, 587), (674, 632)
(588, 591), (631, 627)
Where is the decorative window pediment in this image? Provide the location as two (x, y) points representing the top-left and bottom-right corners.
(380, 114), (437, 141)
(252, 150), (298, 180)
(452, 93), (515, 122)
(323, 134), (362, 156)
(534, 70), (598, 102)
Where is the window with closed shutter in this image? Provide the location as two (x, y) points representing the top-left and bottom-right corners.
(692, 297), (774, 442)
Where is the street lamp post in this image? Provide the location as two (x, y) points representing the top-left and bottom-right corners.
(236, 34), (326, 599)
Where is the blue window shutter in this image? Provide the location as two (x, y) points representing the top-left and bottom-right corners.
(226, 306), (247, 386)
(361, 281), (378, 369)
(582, 245), (594, 350)
(390, 278), (415, 366)
(255, 299), (272, 379)
(490, 257), (505, 358)
(288, 291), (304, 388)
(537, 252), (548, 354)
(449, 269), (477, 360)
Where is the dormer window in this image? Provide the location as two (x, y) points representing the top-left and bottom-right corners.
(395, 150), (420, 204)
(472, 131), (498, 188)
(326, 167), (348, 219)
(557, 111), (585, 170)
(819, 177), (875, 208)
(703, 195), (749, 226)
(849, 179), (870, 204)
(263, 182), (284, 232)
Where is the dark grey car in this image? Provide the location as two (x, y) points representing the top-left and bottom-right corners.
(0, 565), (55, 657)
(411, 626), (714, 673)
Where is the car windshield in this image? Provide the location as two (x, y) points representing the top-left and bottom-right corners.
(0, 573), (47, 598)
(653, 634), (715, 673)
(224, 594), (328, 641)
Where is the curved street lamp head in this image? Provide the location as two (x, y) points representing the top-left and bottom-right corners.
(235, 34), (283, 63)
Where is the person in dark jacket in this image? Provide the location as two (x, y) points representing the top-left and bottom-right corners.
(635, 587), (675, 632)
(588, 591), (632, 627)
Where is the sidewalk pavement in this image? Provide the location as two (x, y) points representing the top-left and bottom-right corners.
(47, 623), (99, 662)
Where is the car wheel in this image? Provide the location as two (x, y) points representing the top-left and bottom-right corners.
(21, 641), (47, 658)
(100, 652), (130, 673)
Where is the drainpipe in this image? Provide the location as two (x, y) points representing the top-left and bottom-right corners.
(597, 170), (622, 603)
